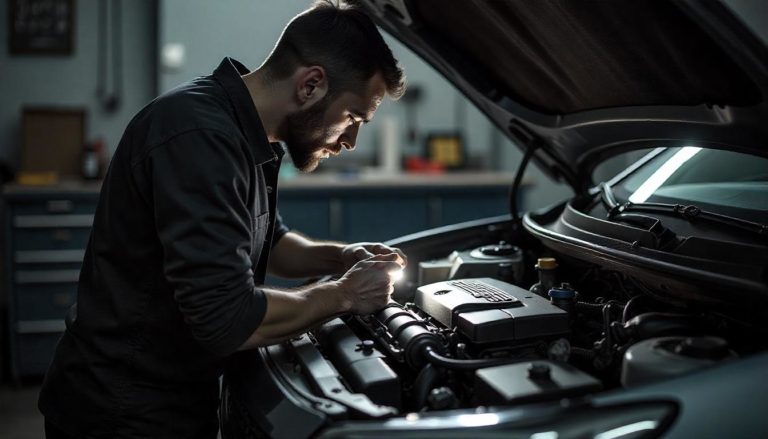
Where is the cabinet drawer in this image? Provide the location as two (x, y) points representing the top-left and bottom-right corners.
(15, 332), (63, 377)
(15, 249), (86, 264)
(15, 269), (81, 284)
(14, 283), (77, 321)
(12, 198), (98, 215)
(13, 226), (92, 251)
(13, 214), (95, 228)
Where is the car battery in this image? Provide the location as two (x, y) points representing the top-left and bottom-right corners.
(474, 360), (602, 405)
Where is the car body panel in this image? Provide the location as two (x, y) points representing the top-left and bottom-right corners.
(361, 0), (768, 190)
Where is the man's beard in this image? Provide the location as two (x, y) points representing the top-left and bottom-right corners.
(280, 96), (335, 173)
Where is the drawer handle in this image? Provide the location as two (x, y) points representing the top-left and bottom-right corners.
(47, 200), (74, 213)
(52, 229), (73, 242)
(53, 292), (75, 307)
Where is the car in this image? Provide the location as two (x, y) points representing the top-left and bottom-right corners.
(220, 1), (768, 437)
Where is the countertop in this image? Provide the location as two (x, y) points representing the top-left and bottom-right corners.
(279, 171), (522, 189)
(3, 171), (528, 195)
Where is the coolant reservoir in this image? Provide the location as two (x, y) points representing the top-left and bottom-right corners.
(621, 336), (736, 387)
(529, 257), (558, 297)
(417, 243), (524, 285)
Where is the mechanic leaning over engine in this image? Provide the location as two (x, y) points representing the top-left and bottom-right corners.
(38, 2), (407, 438)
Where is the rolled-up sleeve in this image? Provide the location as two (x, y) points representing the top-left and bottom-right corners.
(147, 129), (266, 357)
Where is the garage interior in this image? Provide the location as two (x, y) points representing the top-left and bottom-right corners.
(5, 0), (763, 437)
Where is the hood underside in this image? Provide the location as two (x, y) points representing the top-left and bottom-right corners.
(362, 0), (768, 191)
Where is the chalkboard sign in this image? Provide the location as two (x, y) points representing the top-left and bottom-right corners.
(9, 0), (75, 55)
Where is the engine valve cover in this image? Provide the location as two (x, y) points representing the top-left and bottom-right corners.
(415, 278), (569, 343)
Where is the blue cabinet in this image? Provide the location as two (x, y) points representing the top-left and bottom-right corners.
(340, 193), (431, 243)
(277, 184), (512, 243)
(3, 188), (99, 381)
(274, 194), (331, 240)
(440, 193), (509, 225)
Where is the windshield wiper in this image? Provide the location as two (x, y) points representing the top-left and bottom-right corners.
(599, 182), (768, 239)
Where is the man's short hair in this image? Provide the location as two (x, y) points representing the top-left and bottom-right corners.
(263, 0), (406, 100)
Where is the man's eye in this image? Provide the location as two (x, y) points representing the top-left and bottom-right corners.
(348, 115), (357, 125)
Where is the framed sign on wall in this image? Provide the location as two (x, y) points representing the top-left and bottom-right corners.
(9, 0), (75, 55)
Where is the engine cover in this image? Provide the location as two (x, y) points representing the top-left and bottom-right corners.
(414, 278), (569, 343)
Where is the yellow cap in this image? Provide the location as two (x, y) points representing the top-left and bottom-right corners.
(536, 257), (558, 270)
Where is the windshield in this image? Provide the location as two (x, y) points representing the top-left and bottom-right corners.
(613, 147), (768, 222)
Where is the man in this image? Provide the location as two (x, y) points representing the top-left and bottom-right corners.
(38, 1), (406, 437)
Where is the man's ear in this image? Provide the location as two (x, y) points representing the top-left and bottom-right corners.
(295, 66), (328, 108)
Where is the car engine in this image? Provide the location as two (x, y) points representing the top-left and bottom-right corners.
(220, 210), (768, 439)
(303, 239), (758, 416)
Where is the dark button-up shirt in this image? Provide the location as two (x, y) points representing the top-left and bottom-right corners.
(39, 58), (288, 439)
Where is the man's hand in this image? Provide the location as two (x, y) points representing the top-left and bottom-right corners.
(335, 253), (403, 315)
(340, 242), (407, 271)
(269, 233), (408, 279)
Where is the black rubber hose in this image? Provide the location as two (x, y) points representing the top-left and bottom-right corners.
(622, 296), (642, 324)
(423, 347), (531, 371)
(624, 313), (697, 341)
(575, 301), (605, 318)
(413, 364), (441, 409)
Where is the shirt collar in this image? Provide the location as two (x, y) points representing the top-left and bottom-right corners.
(212, 57), (284, 165)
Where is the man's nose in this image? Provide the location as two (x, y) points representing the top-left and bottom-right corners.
(340, 123), (360, 151)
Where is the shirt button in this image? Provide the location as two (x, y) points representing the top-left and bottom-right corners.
(266, 186), (273, 194)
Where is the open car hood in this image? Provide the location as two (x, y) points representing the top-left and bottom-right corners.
(361, 0), (768, 192)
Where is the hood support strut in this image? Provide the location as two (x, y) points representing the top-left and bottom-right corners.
(510, 139), (541, 225)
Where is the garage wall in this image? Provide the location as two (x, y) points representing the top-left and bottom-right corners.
(0, 0), (157, 168)
(158, 0), (571, 209)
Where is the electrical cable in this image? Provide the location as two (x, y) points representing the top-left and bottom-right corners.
(111, 0), (123, 110)
(97, 0), (122, 112)
(97, 0), (107, 99)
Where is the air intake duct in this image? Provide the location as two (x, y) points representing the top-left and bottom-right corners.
(374, 303), (444, 369)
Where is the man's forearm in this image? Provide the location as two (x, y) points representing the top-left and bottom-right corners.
(267, 231), (345, 278)
(238, 281), (348, 349)
(242, 251), (403, 349)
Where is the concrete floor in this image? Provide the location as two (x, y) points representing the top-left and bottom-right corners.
(0, 384), (44, 439)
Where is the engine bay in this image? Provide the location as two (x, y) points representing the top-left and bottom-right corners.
(282, 221), (767, 419)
